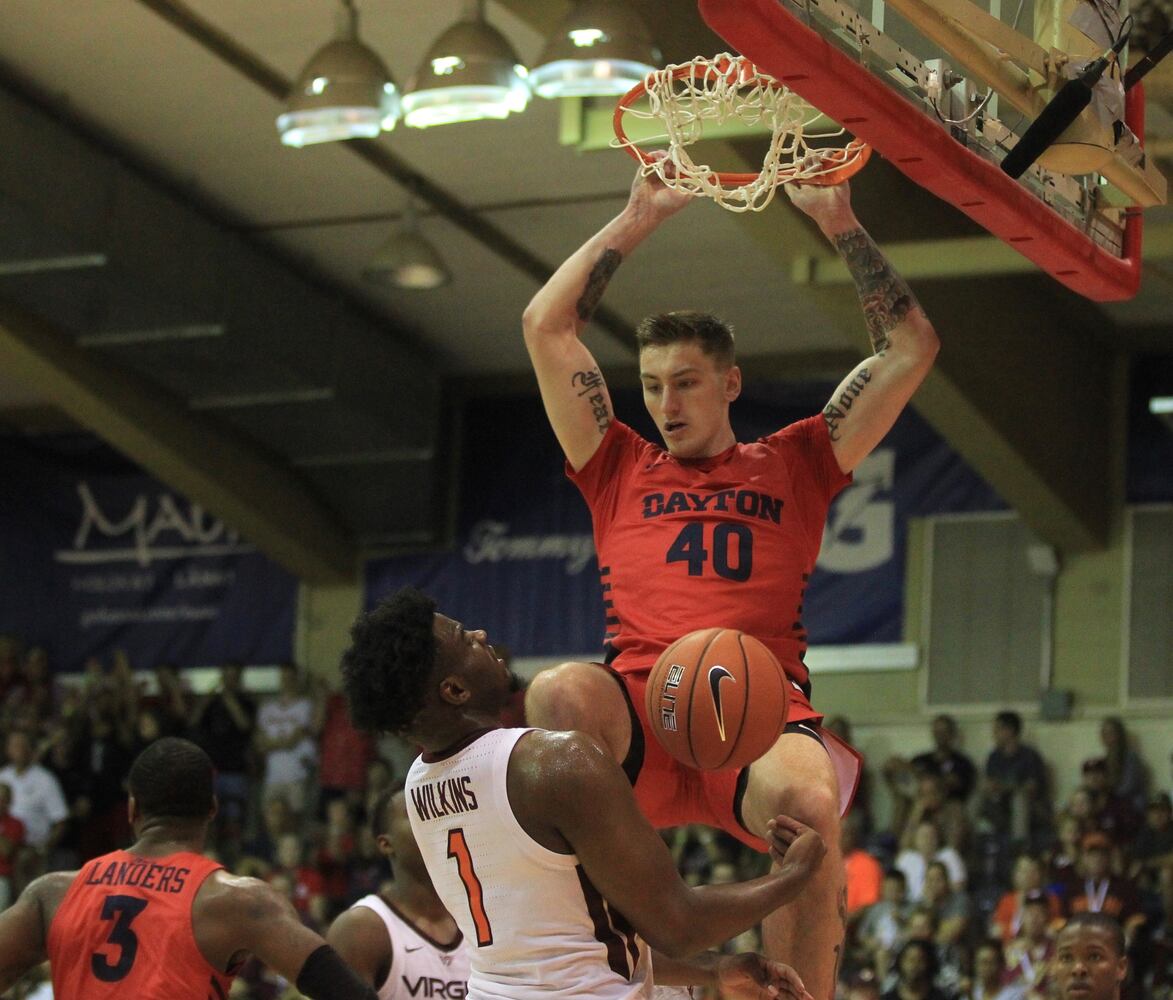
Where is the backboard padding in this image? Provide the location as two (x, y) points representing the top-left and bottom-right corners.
(699, 0), (1143, 300)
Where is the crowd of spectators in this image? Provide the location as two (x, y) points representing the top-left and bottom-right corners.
(673, 709), (1171, 1000)
(0, 637), (388, 987)
(0, 634), (1169, 1000)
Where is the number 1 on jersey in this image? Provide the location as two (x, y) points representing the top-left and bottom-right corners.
(447, 828), (493, 947)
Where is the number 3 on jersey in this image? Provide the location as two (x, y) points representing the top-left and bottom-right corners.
(91, 895), (148, 982)
(447, 828), (494, 947)
(666, 522), (753, 581)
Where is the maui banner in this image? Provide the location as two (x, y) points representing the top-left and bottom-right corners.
(365, 386), (1004, 657)
(0, 436), (296, 669)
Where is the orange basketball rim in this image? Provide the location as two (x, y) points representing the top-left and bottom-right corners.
(612, 54), (871, 190)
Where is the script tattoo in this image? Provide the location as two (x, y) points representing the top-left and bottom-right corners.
(575, 248), (623, 322)
(822, 367), (872, 441)
(832, 228), (920, 355)
(830, 885), (848, 990)
(572, 368), (611, 435)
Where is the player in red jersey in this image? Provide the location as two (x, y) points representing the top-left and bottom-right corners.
(0, 737), (377, 1000)
(521, 154), (939, 1000)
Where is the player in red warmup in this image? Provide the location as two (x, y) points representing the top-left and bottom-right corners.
(521, 154), (939, 1000)
(0, 737), (376, 1000)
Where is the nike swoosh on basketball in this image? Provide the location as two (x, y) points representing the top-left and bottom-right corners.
(708, 665), (735, 742)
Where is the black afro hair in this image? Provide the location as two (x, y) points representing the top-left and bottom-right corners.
(341, 587), (438, 735)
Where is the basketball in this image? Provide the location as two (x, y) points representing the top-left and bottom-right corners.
(645, 627), (789, 771)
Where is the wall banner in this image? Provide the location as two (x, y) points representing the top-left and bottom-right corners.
(0, 436), (296, 669)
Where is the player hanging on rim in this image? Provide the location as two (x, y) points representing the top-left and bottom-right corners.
(0, 737), (377, 1000)
(520, 152), (939, 1000)
(341, 586), (828, 1000)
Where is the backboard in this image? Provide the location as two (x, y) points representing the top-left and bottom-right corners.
(698, 0), (1168, 300)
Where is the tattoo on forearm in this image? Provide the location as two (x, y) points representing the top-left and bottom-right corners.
(571, 369), (611, 435)
(575, 248), (623, 322)
(832, 228), (920, 355)
(822, 367), (872, 441)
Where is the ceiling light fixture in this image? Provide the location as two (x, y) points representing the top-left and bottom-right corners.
(278, 0), (400, 147)
(363, 200), (451, 290)
(529, 0), (661, 99)
(401, 0), (530, 128)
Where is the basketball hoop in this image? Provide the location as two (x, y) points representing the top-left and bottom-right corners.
(612, 54), (871, 212)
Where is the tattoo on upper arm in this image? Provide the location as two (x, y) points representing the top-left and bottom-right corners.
(822, 367), (872, 441)
(571, 369), (611, 436)
(832, 228), (920, 355)
(575, 249), (623, 322)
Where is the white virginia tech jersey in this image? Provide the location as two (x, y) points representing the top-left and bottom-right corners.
(349, 894), (470, 1000)
(406, 728), (652, 1000)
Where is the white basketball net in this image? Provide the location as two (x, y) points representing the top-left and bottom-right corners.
(614, 54), (865, 213)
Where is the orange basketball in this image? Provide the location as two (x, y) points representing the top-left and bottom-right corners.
(645, 627), (789, 771)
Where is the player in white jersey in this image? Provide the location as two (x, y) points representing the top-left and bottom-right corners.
(329, 789), (470, 1000)
(341, 587), (827, 1000)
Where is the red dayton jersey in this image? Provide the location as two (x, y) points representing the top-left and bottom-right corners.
(569, 416), (851, 696)
(47, 850), (234, 1000)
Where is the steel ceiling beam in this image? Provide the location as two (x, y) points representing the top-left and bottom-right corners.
(0, 296), (358, 583)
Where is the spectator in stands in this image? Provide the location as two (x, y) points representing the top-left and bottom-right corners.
(317, 682), (376, 819)
(1080, 758), (1142, 847)
(1131, 792), (1173, 886)
(39, 726), (86, 871)
(1052, 914), (1129, 1000)
(991, 854), (1063, 944)
(979, 711), (1052, 854)
(967, 939), (1026, 1000)
(896, 819), (966, 901)
(189, 660), (257, 847)
(71, 682), (134, 859)
(316, 797), (358, 914)
(239, 794), (298, 875)
(144, 662), (191, 737)
(894, 773), (971, 856)
(899, 906), (966, 998)
(1140, 861), (1172, 998)
(0, 639), (20, 706)
(1098, 717), (1146, 811)
(1067, 832), (1145, 943)
(1048, 813), (1088, 895)
(3, 648), (55, 732)
(858, 869), (913, 982)
(270, 831), (327, 928)
(879, 938), (953, 1000)
(0, 781), (26, 911)
(845, 811), (884, 915)
(921, 860), (971, 947)
(0, 729), (67, 885)
(1004, 891), (1056, 998)
(886, 715), (976, 808)
(255, 662), (320, 820)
